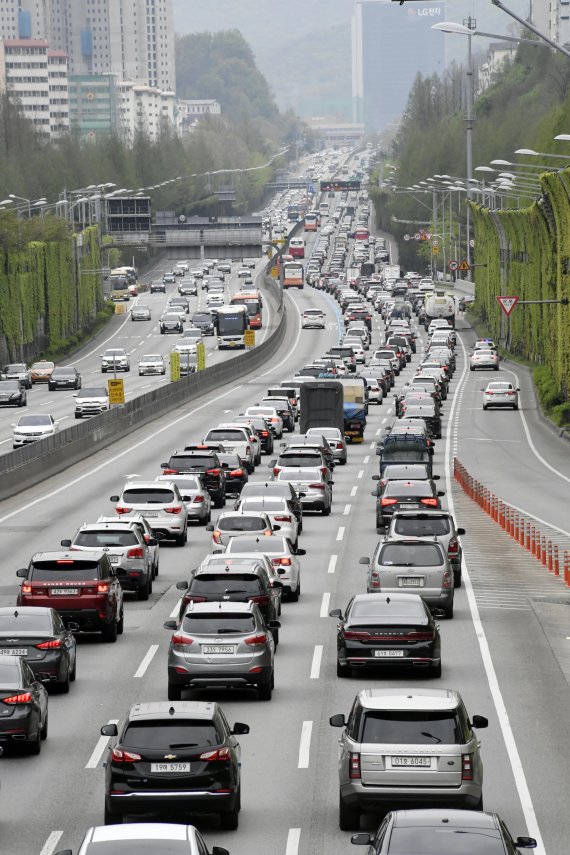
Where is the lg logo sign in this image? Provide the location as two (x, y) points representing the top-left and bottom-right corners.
(407, 7), (442, 18)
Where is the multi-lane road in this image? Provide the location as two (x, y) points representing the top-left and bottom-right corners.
(0, 205), (569, 855)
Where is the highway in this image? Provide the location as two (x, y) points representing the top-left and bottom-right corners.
(0, 183), (568, 855)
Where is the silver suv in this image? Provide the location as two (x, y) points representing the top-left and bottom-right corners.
(100, 348), (130, 373)
(97, 514), (159, 578)
(110, 481), (188, 546)
(386, 511), (465, 588)
(164, 601), (278, 701)
(330, 688), (488, 829)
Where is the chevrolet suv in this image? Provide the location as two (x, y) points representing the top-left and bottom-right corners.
(16, 551), (124, 642)
(61, 522), (155, 600)
(102, 701), (249, 828)
(330, 688), (488, 829)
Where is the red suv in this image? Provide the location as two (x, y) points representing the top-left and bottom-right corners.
(16, 551), (124, 642)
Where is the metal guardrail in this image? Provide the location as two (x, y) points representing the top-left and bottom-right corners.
(107, 229), (263, 247)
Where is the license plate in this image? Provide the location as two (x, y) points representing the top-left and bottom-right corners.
(202, 645), (235, 654)
(345, 430), (359, 436)
(374, 650), (405, 657)
(391, 756), (431, 767)
(400, 577), (423, 587)
(51, 588), (79, 596)
(403, 503), (419, 509)
(108, 556), (120, 564)
(0, 648), (27, 656)
(144, 511), (159, 518)
(150, 762), (191, 773)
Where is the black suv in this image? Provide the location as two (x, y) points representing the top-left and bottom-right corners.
(102, 701), (249, 828)
(162, 450), (226, 508)
(176, 562), (281, 625)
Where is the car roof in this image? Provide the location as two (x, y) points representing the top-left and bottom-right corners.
(357, 688), (461, 711)
(392, 808), (499, 830)
(123, 481), (176, 489)
(184, 600), (255, 614)
(0, 605), (53, 616)
(351, 593), (423, 606)
(88, 823), (195, 843)
(128, 701), (217, 721)
(77, 522), (136, 531)
(31, 550), (105, 562)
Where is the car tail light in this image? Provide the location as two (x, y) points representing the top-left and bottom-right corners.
(320, 467), (328, 476)
(97, 583), (110, 594)
(185, 596), (206, 604)
(230, 469), (244, 477)
(200, 747), (231, 761)
(309, 483), (325, 490)
(112, 747), (141, 763)
(505, 390), (514, 396)
(407, 631), (434, 640)
(245, 633), (267, 646)
(212, 530), (222, 544)
(349, 753), (361, 779)
(291, 398), (297, 405)
(381, 498), (398, 507)
(127, 547), (144, 559)
(369, 571), (381, 588)
(249, 595), (270, 606)
(193, 495), (205, 503)
(462, 754), (473, 781)
(448, 537), (459, 556)
(116, 506), (132, 515)
(35, 639), (62, 649)
(165, 506), (182, 514)
(273, 467), (281, 476)
(22, 584), (32, 594)
(271, 417), (279, 423)
(172, 633), (193, 646)
(3, 692), (33, 704)
(274, 515), (291, 523)
(343, 630), (371, 639)
(206, 468), (220, 476)
(421, 498), (438, 507)
(336, 442), (343, 449)
(162, 468), (177, 475)
(261, 430), (269, 437)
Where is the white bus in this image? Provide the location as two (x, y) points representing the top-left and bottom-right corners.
(214, 305), (249, 349)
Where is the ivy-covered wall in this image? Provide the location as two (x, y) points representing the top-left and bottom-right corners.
(471, 167), (569, 399)
(0, 225), (102, 361)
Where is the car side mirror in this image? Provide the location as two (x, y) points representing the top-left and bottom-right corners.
(212, 847), (230, 855)
(295, 547), (306, 556)
(16, 568), (27, 578)
(109, 495), (119, 502)
(176, 580), (189, 590)
(181, 495), (191, 502)
(206, 523), (214, 531)
(101, 723), (118, 737)
(60, 539), (72, 548)
(329, 608), (342, 618)
(329, 713), (346, 728)
(359, 556), (370, 565)
(273, 524), (281, 532)
(351, 833), (372, 846)
(67, 622), (80, 632)
(270, 580), (283, 588)
(437, 490), (445, 497)
(514, 837), (537, 849)
(231, 722), (250, 735)
(268, 620), (281, 629)
(371, 474), (380, 481)
(147, 537), (158, 546)
(471, 715), (488, 729)
(457, 527), (466, 536)
(163, 620), (177, 630)
(160, 462), (168, 469)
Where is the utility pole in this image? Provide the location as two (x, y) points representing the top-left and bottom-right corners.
(464, 16), (476, 279)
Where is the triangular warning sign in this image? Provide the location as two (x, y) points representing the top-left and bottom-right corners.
(496, 295), (519, 317)
(457, 259), (470, 271)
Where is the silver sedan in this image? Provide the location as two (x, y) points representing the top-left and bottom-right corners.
(225, 535), (305, 601)
(482, 381), (519, 410)
(138, 354), (166, 375)
(469, 348), (499, 371)
(155, 473), (212, 524)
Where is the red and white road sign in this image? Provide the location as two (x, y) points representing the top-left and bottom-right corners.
(496, 295), (519, 317)
(448, 260), (458, 271)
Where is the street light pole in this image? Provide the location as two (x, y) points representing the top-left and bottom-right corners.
(465, 17), (475, 278)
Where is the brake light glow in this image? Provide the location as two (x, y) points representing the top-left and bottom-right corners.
(172, 633), (193, 646)
(421, 498), (438, 507)
(184, 596), (206, 604)
(249, 595), (270, 606)
(273, 467), (281, 476)
(162, 468), (177, 475)
(97, 583), (110, 594)
(309, 483), (325, 490)
(116, 506), (132, 515)
(200, 747), (231, 761)
(261, 430), (269, 437)
(112, 747), (141, 763)
(127, 547), (144, 559)
(462, 754), (473, 781)
(448, 537), (459, 556)
(407, 631), (435, 640)
(165, 506), (182, 514)
(245, 634), (267, 646)
(3, 692), (33, 704)
(193, 495), (205, 503)
(349, 752), (361, 779)
(274, 515), (291, 522)
(230, 469), (244, 477)
(381, 498), (398, 507)
(22, 584), (32, 594)
(36, 639), (62, 649)
(343, 630), (371, 640)
(212, 530), (222, 544)
(369, 571), (380, 588)
(206, 468), (220, 476)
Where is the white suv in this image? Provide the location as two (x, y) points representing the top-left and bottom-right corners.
(100, 348), (130, 373)
(109, 481), (188, 546)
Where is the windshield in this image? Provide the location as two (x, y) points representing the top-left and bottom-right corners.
(122, 720), (221, 751)
(79, 388), (107, 397)
(182, 613), (256, 634)
(0, 381), (20, 390)
(75, 531), (139, 548)
(4, 364), (26, 372)
(189, 573), (262, 594)
(16, 416), (51, 426)
(0, 612), (52, 631)
(379, 543), (443, 566)
(278, 454), (321, 467)
(122, 489), (175, 504)
(226, 537), (288, 555)
(51, 368), (76, 377)
(360, 710), (463, 745)
(218, 517), (267, 532)
(217, 313), (247, 334)
(384, 481), (433, 497)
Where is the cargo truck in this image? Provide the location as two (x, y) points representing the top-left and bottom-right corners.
(299, 381), (344, 435)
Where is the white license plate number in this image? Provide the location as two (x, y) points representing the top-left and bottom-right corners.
(403, 503), (419, 509)
(108, 556), (120, 564)
(400, 577), (423, 587)
(144, 511), (159, 518)
(391, 756), (431, 767)
(374, 650), (405, 657)
(51, 588), (79, 596)
(150, 762), (191, 773)
(202, 645), (234, 654)
(0, 648), (27, 656)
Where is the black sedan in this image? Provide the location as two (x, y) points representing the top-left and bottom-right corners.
(330, 593), (441, 678)
(0, 607), (77, 692)
(351, 808), (537, 854)
(219, 452), (249, 496)
(376, 479), (445, 530)
(0, 655), (48, 754)
(0, 379), (26, 407)
(48, 366), (82, 390)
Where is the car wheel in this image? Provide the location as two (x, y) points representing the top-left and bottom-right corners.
(513, 404), (518, 410)
(220, 807), (239, 830)
(469, 366), (474, 371)
(482, 404), (487, 410)
(101, 619), (118, 643)
(26, 727), (42, 755)
(75, 413), (82, 419)
(153, 560), (159, 578)
(104, 802), (122, 825)
(454, 570), (462, 589)
(339, 795), (360, 831)
(168, 682), (183, 701)
(40, 712), (48, 740)
(271, 627), (279, 647)
(57, 668), (70, 694)
(337, 660), (351, 678)
(258, 672), (273, 701)
(175, 529), (187, 547)
(213, 494), (225, 509)
(444, 601), (454, 619)
(322, 505), (331, 516)
(138, 577), (150, 600)
(70, 655), (77, 681)
(289, 580), (300, 602)
(473, 795), (484, 811)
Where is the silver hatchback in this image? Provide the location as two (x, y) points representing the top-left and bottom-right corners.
(330, 688), (488, 829)
(276, 467), (333, 515)
(164, 601), (278, 701)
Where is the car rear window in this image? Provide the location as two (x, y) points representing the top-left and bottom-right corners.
(394, 517), (450, 537)
(170, 455), (212, 469)
(240, 499), (285, 512)
(0, 612), (52, 631)
(350, 600), (424, 619)
(226, 537), (287, 555)
(360, 710), (463, 745)
(378, 543), (443, 567)
(0, 660), (21, 683)
(277, 469), (321, 482)
(29, 559), (102, 580)
(218, 516), (266, 532)
(189, 573), (262, 594)
(279, 454), (321, 467)
(206, 430), (245, 442)
(74, 531), (139, 548)
(182, 613), (256, 634)
(122, 488), (175, 504)
(384, 481), (434, 497)
(122, 720), (221, 751)
(386, 828), (505, 855)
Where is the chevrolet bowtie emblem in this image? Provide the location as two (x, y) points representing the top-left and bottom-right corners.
(164, 754), (177, 760)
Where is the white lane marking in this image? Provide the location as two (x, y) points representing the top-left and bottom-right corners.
(86, 719), (119, 768)
(298, 721), (313, 768)
(327, 554), (337, 574)
(320, 592), (330, 618)
(170, 599), (182, 619)
(133, 644), (159, 678)
(357, 469), (363, 479)
(336, 526), (345, 541)
(448, 335), (545, 853)
(39, 831), (63, 855)
(363, 455), (370, 464)
(0, 382), (243, 524)
(343, 503), (351, 515)
(375, 427), (382, 436)
(381, 417), (387, 424)
(72, 308), (134, 364)
(350, 485), (358, 497)
(369, 442), (375, 449)
(310, 645), (323, 679)
(286, 828), (301, 855)
(0, 438), (12, 445)
(387, 407), (393, 414)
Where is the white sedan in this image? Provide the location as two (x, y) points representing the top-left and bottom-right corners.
(12, 413), (58, 449)
(469, 348), (499, 371)
(482, 381), (519, 410)
(138, 354), (166, 375)
(302, 309), (326, 329)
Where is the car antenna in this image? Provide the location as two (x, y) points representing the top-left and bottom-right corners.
(13, 609), (18, 617)
(169, 706), (175, 715)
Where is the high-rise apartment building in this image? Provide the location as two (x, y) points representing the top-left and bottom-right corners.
(352, 0), (446, 132)
(530, 0), (570, 47)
